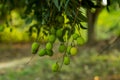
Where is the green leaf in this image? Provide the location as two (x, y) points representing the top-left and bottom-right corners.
(25, 17), (33, 24)
(52, 0), (60, 11)
(80, 23), (87, 29)
(64, 0), (70, 10)
(60, 0), (65, 8)
(78, 13), (87, 22)
(0, 25), (4, 32)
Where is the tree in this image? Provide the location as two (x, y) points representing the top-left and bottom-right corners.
(86, 0), (120, 44)
(0, 0), (120, 43)
(0, 0), (120, 71)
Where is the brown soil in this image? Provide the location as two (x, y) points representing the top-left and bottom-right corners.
(0, 36), (119, 63)
(0, 43), (32, 62)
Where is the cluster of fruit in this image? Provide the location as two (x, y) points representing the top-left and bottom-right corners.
(31, 16), (85, 72)
(31, 34), (78, 72)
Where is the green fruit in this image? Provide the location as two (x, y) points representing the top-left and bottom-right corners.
(31, 42), (39, 54)
(66, 46), (72, 54)
(70, 47), (78, 56)
(56, 16), (64, 23)
(52, 63), (59, 72)
(56, 29), (62, 37)
(46, 42), (53, 50)
(58, 44), (66, 53)
(72, 33), (79, 40)
(50, 27), (56, 34)
(38, 49), (46, 56)
(77, 37), (84, 45)
(63, 56), (70, 65)
(46, 49), (54, 56)
(48, 35), (56, 43)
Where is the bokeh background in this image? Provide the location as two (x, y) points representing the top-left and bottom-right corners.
(0, 1), (120, 80)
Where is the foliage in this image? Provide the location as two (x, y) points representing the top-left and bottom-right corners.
(0, 0), (120, 38)
(0, 0), (120, 41)
(0, 0), (120, 72)
(96, 9), (120, 40)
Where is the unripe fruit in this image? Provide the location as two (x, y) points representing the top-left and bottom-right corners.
(63, 56), (70, 65)
(52, 63), (59, 72)
(56, 16), (64, 23)
(70, 47), (78, 56)
(77, 37), (84, 45)
(38, 49), (46, 56)
(50, 27), (56, 34)
(56, 29), (62, 37)
(66, 46), (72, 54)
(58, 44), (66, 53)
(46, 42), (53, 50)
(46, 49), (53, 56)
(48, 35), (56, 43)
(72, 33), (79, 40)
(31, 42), (39, 54)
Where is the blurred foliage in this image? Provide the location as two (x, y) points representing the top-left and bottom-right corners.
(96, 8), (120, 40)
(0, 1), (120, 80)
(0, 0), (120, 43)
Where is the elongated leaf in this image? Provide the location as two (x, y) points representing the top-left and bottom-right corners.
(52, 0), (60, 11)
(25, 17), (33, 24)
(0, 25), (4, 32)
(80, 23), (87, 29)
(78, 12), (87, 22)
(65, 0), (70, 10)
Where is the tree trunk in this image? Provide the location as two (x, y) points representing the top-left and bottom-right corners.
(87, 9), (96, 45)
(87, 7), (103, 45)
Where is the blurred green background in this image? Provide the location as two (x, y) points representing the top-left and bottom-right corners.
(0, 3), (120, 80)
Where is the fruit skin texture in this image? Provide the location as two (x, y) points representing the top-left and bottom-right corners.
(48, 35), (56, 43)
(56, 29), (62, 38)
(32, 42), (39, 54)
(56, 16), (64, 23)
(52, 63), (59, 72)
(38, 49), (46, 56)
(46, 42), (53, 50)
(58, 44), (66, 53)
(77, 37), (84, 45)
(46, 49), (53, 56)
(70, 47), (78, 56)
(63, 56), (70, 65)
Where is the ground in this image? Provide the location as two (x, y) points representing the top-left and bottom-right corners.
(0, 38), (120, 80)
(0, 43), (32, 62)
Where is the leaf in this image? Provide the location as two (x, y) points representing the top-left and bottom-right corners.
(28, 26), (33, 36)
(25, 17), (33, 24)
(43, 30), (48, 36)
(10, 28), (12, 32)
(0, 25), (4, 32)
(77, 12), (87, 22)
(80, 23), (87, 29)
(71, 10), (87, 22)
(70, 26), (75, 35)
(63, 27), (71, 40)
(60, 0), (64, 7)
(52, 0), (60, 11)
(28, 24), (39, 36)
(62, 27), (68, 38)
(64, 0), (70, 10)
(58, 36), (64, 42)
